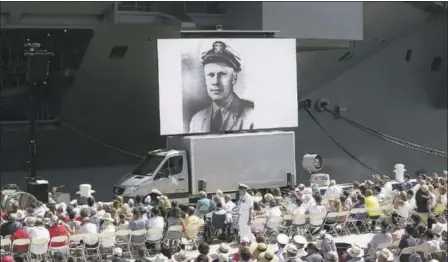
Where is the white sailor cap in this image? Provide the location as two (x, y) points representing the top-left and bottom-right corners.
(277, 233), (289, 245)
(293, 235), (307, 245)
(238, 183), (249, 189)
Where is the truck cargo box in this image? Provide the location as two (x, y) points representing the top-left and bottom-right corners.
(167, 131), (296, 194)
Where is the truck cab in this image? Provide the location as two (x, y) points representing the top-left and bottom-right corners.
(113, 149), (190, 199)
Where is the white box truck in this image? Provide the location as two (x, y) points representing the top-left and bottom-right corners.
(113, 131), (296, 203)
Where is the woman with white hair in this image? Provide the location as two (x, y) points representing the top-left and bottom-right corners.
(216, 189), (225, 205)
(196, 191), (212, 217)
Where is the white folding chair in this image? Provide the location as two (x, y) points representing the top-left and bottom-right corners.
(69, 234), (86, 261)
(323, 212), (348, 237)
(165, 225), (184, 253)
(11, 238), (31, 260)
(83, 233), (101, 260)
(364, 207), (384, 232)
(29, 237), (50, 261)
(130, 229), (149, 259)
(146, 227), (164, 254)
(290, 213), (308, 237)
(48, 235), (70, 256)
(100, 231), (116, 259)
(115, 229), (132, 257)
(183, 224), (200, 250)
(0, 238), (12, 256)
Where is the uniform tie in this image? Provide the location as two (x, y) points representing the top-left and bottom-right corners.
(210, 109), (222, 132)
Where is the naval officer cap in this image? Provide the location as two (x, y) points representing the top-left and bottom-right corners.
(200, 40), (242, 73)
(238, 183), (250, 189)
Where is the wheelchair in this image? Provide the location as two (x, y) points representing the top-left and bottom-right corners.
(203, 213), (235, 243)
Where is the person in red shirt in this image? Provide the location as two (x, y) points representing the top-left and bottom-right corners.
(48, 216), (70, 247)
(11, 227), (30, 251)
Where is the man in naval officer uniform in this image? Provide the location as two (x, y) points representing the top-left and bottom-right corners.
(189, 40), (255, 133)
(237, 183), (255, 242)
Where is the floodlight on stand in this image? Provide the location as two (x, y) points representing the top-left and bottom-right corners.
(302, 154), (330, 187)
(302, 154), (323, 173)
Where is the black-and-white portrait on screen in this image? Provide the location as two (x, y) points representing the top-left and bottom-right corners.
(182, 39), (255, 133)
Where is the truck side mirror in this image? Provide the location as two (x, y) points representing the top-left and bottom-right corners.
(163, 168), (172, 178)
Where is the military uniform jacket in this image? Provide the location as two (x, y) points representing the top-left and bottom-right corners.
(189, 94), (255, 133)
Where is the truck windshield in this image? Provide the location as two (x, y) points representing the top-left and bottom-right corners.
(132, 155), (164, 175)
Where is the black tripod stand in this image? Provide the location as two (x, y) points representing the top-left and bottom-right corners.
(23, 41), (53, 181)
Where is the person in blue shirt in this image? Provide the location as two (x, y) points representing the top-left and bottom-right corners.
(196, 191), (212, 217)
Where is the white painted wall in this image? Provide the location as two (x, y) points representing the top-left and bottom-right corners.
(296, 15), (447, 182)
(262, 2), (363, 40)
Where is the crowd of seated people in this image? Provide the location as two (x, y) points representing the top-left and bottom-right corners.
(0, 170), (447, 262)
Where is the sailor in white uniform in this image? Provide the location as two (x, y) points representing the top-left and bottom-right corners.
(237, 183), (255, 242)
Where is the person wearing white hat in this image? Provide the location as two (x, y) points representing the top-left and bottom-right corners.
(33, 202), (46, 218)
(432, 222), (445, 242)
(99, 212), (116, 247)
(345, 244), (364, 261)
(173, 250), (190, 262)
(237, 183), (255, 242)
(292, 235), (307, 257)
(15, 210), (26, 223)
(375, 248), (394, 262)
(284, 244), (300, 262)
(275, 233), (289, 262)
(28, 217), (50, 255)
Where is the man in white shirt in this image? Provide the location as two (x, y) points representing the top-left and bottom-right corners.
(146, 208), (164, 231)
(292, 199), (307, 226)
(77, 209), (98, 246)
(33, 202), (46, 218)
(28, 218), (50, 255)
(307, 195), (327, 226)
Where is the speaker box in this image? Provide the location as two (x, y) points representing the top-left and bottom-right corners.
(26, 180), (49, 203)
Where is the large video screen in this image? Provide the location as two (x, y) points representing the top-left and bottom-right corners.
(158, 38), (298, 135)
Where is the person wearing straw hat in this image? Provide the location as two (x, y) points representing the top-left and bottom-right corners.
(375, 248), (394, 262)
(326, 251), (338, 262)
(213, 243), (231, 262)
(173, 250), (190, 262)
(257, 251), (279, 262)
(345, 244), (364, 261)
(252, 243), (268, 260)
(283, 244), (301, 262)
(99, 212), (116, 246)
(28, 217), (51, 254)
